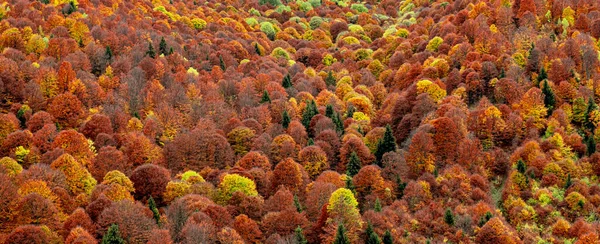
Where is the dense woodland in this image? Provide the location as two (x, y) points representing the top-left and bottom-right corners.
(1, 0), (600, 243)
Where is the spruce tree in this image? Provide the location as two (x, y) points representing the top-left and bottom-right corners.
(374, 125), (397, 167)
(260, 90), (271, 103)
(325, 104), (335, 118)
(219, 55), (226, 71)
(146, 42), (156, 58)
(374, 198), (382, 212)
(587, 135), (596, 156)
(325, 70), (336, 87)
(294, 194), (303, 213)
(565, 173), (572, 189)
(105, 46), (113, 61)
(101, 224), (126, 244)
(346, 151), (361, 177)
(301, 100), (318, 129)
(537, 67), (548, 82)
(333, 224), (350, 244)
(307, 138), (314, 146)
(542, 79), (556, 114)
(345, 176), (355, 194)
(332, 112), (344, 134)
(282, 73), (292, 88)
(444, 208), (455, 226)
(148, 196), (161, 226)
(282, 110), (291, 129)
(346, 105), (355, 118)
(395, 176), (407, 199)
(159, 37), (168, 55)
(295, 226), (308, 244)
(382, 230), (393, 244)
(516, 159), (526, 174)
(365, 222), (381, 244)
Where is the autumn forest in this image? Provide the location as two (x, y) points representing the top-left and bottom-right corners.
(1, 0), (600, 243)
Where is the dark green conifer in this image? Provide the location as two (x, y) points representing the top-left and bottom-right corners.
(282, 110), (291, 129)
(346, 151), (361, 177)
(333, 224), (350, 244)
(260, 90), (271, 103)
(101, 224), (126, 244)
(374, 125), (397, 167)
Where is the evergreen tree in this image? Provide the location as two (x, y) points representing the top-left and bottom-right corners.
(374, 125), (397, 166)
(587, 135), (596, 156)
(325, 70), (336, 87)
(444, 208), (455, 226)
(294, 194), (303, 213)
(499, 68), (505, 79)
(105, 46), (113, 61)
(382, 230), (393, 244)
(565, 173), (572, 189)
(395, 176), (407, 199)
(301, 100), (318, 129)
(516, 159), (526, 174)
(219, 55), (226, 71)
(148, 196), (161, 226)
(325, 104), (335, 118)
(260, 90), (271, 103)
(146, 42), (156, 58)
(537, 67), (548, 82)
(346, 151), (361, 177)
(101, 224), (126, 244)
(282, 110), (291, 129)
(374, 198), (382, 212)
(307, 138), (314, 146)
(282, 73), (292, 88)
(585, 97), (598, 131)
(332, 112), (344, 134)
(542, 79), (556, 114)
(169, 47), (174, 55)
(159, 37), (168, 55)
(254, 43), (262, 56)
(345, 176), (356, 194)
(295, 226), (308, 244)
(346, 105), (355, 118)
(365, 222), (381, 244)
(333, 224), (350, 244)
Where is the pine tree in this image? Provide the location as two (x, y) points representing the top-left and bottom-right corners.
(282, 73), (292, 88)
(307, 138), (314, 146)
(325, 70), (336, 87)
(374, 198), (382, 212)
(537, 67), (548, 82)
(260, 90), (271, 103)
(101, 224), (126, 244)
(516, 159), (526, 174)
(565, 173), (572, 189)
(325, 104), (335, 118)
(444, 208), (455, 226)
(146, 42), (156, 58)
(219, 55), (226, 71)
(365, 222), (381, 244)
(169, 47), (174, 55)
(382, 230), (393, 244)
(294, 194), (303, 213)
(295, 226), (308, 244)
(395, 176), (407, 199)
(148, 196), (160, 226)
(345, 176), (356, 194)
(105, 46), (113, 61)
(346, 151), (361, 177)
(542, 79), (556, 114)
(332, 112), (344, 134)
(282, 110), (291, 129)
(374, 125), (397, 167)
(301, 100), (318, 129)
(159, 37), (168, 55)
(333, 224), (350, 244)
(346, 105), (355, 118)
(587, 135), (596, 156)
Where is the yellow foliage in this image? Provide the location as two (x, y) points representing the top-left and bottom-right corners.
(0, 157), (22, 177)
(416, 79), (447, 102)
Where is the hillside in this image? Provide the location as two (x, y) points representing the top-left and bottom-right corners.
(1, 0), (600, 243)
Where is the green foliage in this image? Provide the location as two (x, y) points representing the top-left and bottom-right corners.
(374, 125), (397, 166)
(282, 110), (291, 129)
(309, 16), (324, 30)
(159, 37), (168, 55)
(479, 211), (493, 226)
(295, 226), (308, 244)
(282, 73), (292, 88)
(374, 198), (382, 212)
(517, 159), (526, 174)
(101, 224), (126, 244)
(346, 105), (356, 118)
(219, 55), (226, 71)
(325, 71), (336, 87)
(351, 3), (368, 13)
(260, 90), (271, 103)
(105, 46), (113, 61)
(395, 176), (407, 199)
(585, 97), (598, 131)
(333, 224), (350, 244)
(541, 80), (555, 114)
(191, 18), (207, 30)
(146, 42), (156, 58)
(382, 230), (393, 244)
(444, 208), (455, 226)
(565, 173), (572, 189)
(259, 0), (282, 6)
(307, 138), (314, 146)
(260, 22), (277, 40)
(365, 222), (381, 244)
(218, 174), (258, 203)
(294, 194), (303, 213)
(426, 36), (443, 52)
(346, 151), (361, 177)
(302, 100), (318, 129)
(0, 157), (22, 177)
(148, 196), (161, 226)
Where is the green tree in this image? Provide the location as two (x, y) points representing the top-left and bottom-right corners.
(326, 70), (336, 87)
(537, 67), (548, 83)
(395, 176), (407, 199)
(346, 105), (355, 118)
(345, 176), (355, 194)
(294, 194), (303, 213)
(254, 43), (261, 56)
(542, 79), (556, 114)
(159, 37), (168, 55)
(282, 110), (291, 129)
(332, 112), (344, 134)
(382, 230), (393, 244)
(326, 104), (335, 118)
(585, 97), (598, 131)
(365, 222), (381, 244)
(302, 100), (318, 129)
(148, 196), (161, 226)
(260, 90), (271, 103)
(282, 73), (292, 88)
(374, 125), (397, 166)
(101, 224), (126, 244)
(444, 208), (455, 226)
(346, 152), (361, 177)
(146, 42), (156, 58)
(565, 173), (572, 189)
(517, 159), (526, 174)
(295, 226), (308, 244)
(374, 198), (382, 212)
(105, 46), (113, 61)
(307, 138), (314, 146)
(587, 135), (596, 156)
(333, 224), (350, 244)
(219, 55), (226, 71)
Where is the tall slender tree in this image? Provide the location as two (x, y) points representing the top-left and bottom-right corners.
(374, 125), (397, 166)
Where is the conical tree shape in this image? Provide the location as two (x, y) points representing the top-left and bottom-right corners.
(346, 151), (361, 177)
(365, 222), (381, 244)
(395, 176), (407, 199)
(282, 111), (291, 129)
(326, 104), (335, 118)
(295, 226), (308, 244)
(325, 70), (336, 87)
(101, 224), (126, 244)
(148, 196), (160, 226)
(146, 42), (156, 58)
(282, 74), (292, 88)
(302, 100), (318, 129)
(382, 230), (393, 244)
(444, 208), (455, 226)
(105, 46), (113, 61)
(333, 223), (350, 244)
(159, 37), (168, 55)
(294, 194), (303, 213)
(516, 159), (526, 174)
(374, 125), (397, 166)
(260, 90), (271, 103)
(374, 198), (382, 212)
(219, 55), (226, 71)
(542, 79), (556, 114)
